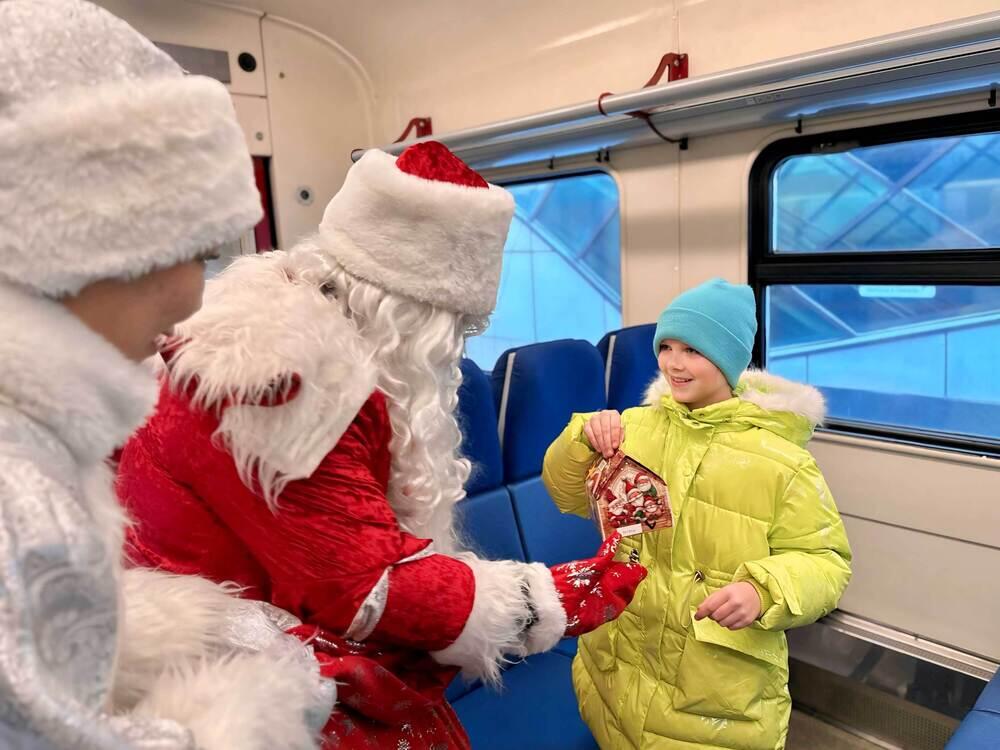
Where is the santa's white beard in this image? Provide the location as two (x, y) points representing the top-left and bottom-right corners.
(323, 257), (485, 553)
(383, 369), (468, 553)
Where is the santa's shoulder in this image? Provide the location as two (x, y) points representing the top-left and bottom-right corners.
(165, 249), (376, 414)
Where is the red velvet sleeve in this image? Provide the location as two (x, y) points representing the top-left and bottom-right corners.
(117, 385), (272, 596)
(189, 391), (476, 652)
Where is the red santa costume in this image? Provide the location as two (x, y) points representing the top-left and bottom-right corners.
(116, 142), (646, 749)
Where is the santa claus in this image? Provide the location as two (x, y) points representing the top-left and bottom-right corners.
(116, 141), (645, 748)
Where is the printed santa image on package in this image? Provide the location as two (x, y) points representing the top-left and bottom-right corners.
(586, 451), (673, 540)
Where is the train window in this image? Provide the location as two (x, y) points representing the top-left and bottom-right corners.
(465, 171), (621, 369)
(772, 132), (1000, 253)
(751, 114), (1000, 453)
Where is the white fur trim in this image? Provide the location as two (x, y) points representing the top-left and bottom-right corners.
(643, 369), (826, 426)
(122, 569), (331, 749)
(0, 282), (157, 465)
(642, 372), (671, 408)
(738, 369), (826, 428)
(133, 650), (324, 750)
(0, 74), (260, 296)
(167, 249), (378, 507)
(522, 564), (567, 655)
(82, 463), (129, 576)
(114, 569), (246, 709)
(318, 149), (514, 315)
(431, 557), (542, 685)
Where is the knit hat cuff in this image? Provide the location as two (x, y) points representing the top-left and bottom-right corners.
(653, 307), (752, 387)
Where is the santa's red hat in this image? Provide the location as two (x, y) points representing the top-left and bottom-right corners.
(318, 142), (514, 317)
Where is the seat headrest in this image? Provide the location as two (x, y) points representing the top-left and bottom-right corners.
(597, 324), (658, 411)
(493, 340), (606, 482)
(457, 358), (504, 494)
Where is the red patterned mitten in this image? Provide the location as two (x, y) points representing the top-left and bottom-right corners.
(519, 532), (647, 655)
(550, 532), (647, 637)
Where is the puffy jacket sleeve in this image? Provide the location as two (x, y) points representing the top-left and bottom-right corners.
(735, 459), (852, 631)
(541, 412), (599, 518)
(193, 393), (479, 653)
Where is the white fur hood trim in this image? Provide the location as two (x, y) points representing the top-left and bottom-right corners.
(167, 249), (378, 506)
(643, 369), (826, 428)
(0, 282), (157, 464)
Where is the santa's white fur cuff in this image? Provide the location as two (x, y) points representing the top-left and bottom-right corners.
(522, 562), (567, 654)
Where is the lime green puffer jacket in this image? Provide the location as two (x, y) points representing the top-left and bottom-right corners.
(542, 371), (852, 750)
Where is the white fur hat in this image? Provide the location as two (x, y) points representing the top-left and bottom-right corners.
(318, 142), (515, 317)
(0, 0), (262, 297)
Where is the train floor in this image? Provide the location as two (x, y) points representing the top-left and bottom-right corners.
(788, 710), (888, 750)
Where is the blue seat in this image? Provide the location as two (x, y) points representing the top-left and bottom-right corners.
(449, 360), (525, 702)
(454, 486), (525, 563)
(555, 637), (579, 657)
(492, 340), (605, 565)
(492, 339), (607, 483)
(453, 359), (524, 563)
(945, 673), (1000, 749)
(597, 323), (658, 411)
(449, 343), (608, 746)
(453, 652), (597, 750)
(457, 359), (504, 496)
(507, 477), (601, 566)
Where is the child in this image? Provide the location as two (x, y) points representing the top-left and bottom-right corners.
(0, 1), (331, 747)
(542, 278), (852, 750)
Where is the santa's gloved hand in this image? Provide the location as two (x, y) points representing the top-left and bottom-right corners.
(550, 532), (646, 637)
(522, 532), (646, 653)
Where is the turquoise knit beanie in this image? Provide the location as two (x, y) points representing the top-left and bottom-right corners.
(652, 278), (758, 388)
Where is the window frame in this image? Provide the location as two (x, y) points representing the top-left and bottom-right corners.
(748, 109), (1000, 456)
(461, 167), (623, 369)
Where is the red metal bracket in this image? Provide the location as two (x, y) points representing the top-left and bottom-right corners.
(394, 117), (433, 143)
(597, 53), (689, 148)
(644, 52), (689, 87)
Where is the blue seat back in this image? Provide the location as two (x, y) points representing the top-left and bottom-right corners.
(457, 359), (503, 495)
(945, 673), (1000, 749)
(508, 477), (602, 565)
(492, 339), (606, 482)
(454, 359), (525, 563)
(493, 340), (606, 564)
(597, 323), (658, 411)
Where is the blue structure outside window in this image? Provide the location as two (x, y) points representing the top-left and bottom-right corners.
(766, 284), (1000, 443)
(465, 173), (622, 370)
(773, 132), (1000, 253)
(761, 127), (1000, 447)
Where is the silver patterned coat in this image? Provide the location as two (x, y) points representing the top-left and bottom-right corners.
(0, 283), (187, 749)
(0, 284), (334, 750)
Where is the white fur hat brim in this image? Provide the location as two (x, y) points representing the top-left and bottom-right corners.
(0, 74), (262, 297)
(318, 149), (514, 317)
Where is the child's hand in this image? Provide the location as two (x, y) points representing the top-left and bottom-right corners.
(694, 582), (762, 630)
(584, 410), (623, 458)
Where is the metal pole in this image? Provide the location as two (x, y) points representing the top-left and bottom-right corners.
(353, 10), (1000, 161)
